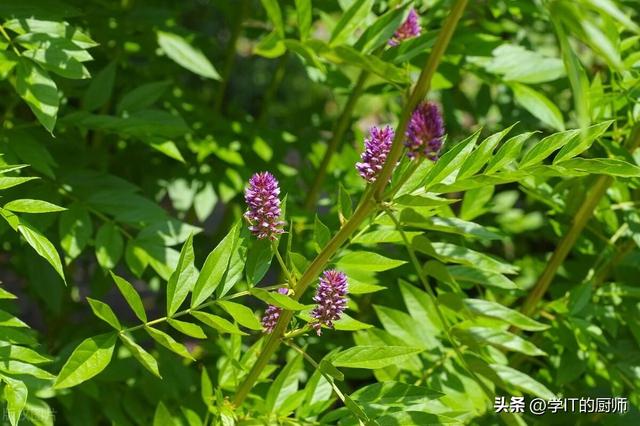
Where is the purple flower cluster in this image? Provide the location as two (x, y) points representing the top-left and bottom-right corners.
(405, 101), (445, 160)
(356, 126), (395, 183)
(261, 288), (289, 334)
(244, 172), (285, 240)
(310, 270), (348, 335)
(389, 8), (421, 46)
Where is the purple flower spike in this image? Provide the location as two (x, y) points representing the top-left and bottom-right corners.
(261, 288), (289, 333)
(311, 270), (348, 335)
(244, 172), (285, 240)
(389, 8), (421, 46)
(405, 101), (445, 160)
(356, 126), (395, 183)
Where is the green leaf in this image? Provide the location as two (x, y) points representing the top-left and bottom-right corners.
(457, 124), (516, 179)
(110, 272), (147, 323)
(510, 82), (565, 131)
(266, 352), (302, 413)
(330, 0), (373, 46)
(260, 0), (285, 38)
(217, 300), (262, 330)
(554, 121), (612, 163)
(332, 346), (424, 369)
(313, 215), (331, 253)
(18, 222), (66, 283)
(245, 238), (274, 285)
(166, 233), (198, 316)
(191, 311), (247, 335)
(4, 199), (65, 213)
(191, 223), (239, 307)
(485, 132), (536, 174)
(489, 363), (556, 399)
(483, 44), (565, 84)
(145, 326), (194, 360)
(82, 61), (116, 111)
(2, 375), (28, 426)
(350, 381), (443, 406)
(337, 251), (406, 272)
(421, 241), (517, 275)
(320, 45), (408, 84)
(58, 205), (92, 260)
(119, 333), (161, 378)
(0, 360), (55, 380)
(338, 183), (353, 222)
(0, 177), (39, 191)
(116, 80), (171, 114)
(167, 318), (207, 339)
(519, 129), (579, 168)
(86, 298), (121, 330)
(376, 412), (458, 425)
(95, 223), (124, 269)
(250, 288), (306, 310)
(449, 265), (519, 290)
(294, 0), (312, 40)
(54, 333), (117, 389)
(355, 4), (409, 53)
(453, 326), (546, 356)
(157, 31), (220, 80)
(153, 401), (175, 426)
(15, 59), (58, 133)
(424, 130), (480, 190)
(556, 158), (640, 177)
(464, 299), (548, 331)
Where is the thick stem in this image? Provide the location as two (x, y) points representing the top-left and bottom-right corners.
(521, 124), (640, 316)
(214, 0), (248, 114)
(232, 0), (469, 407)
(303, 71), (370, 210)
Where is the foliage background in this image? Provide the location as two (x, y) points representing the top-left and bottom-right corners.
(0, 0), (639, 425)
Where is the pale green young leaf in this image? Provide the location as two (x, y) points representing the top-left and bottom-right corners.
(260, 0), (285, 38)
(0, 360), (55, 380)
(510, 83), (565, 131)
(191, 311), (247, 335)
(166, 233), (197, 316)
(0, 343), (52, 365)
(145, 326), (194, 360)
(86, 298), (121, 330)
(294, 0), (312, 40)
(18, 222), (66, 283)
(217, 300), (262, 330)
(332, 346), (424, 369)
(2, 374), (28, 426)
(95, 223), (124, 269)
(250, 287), (306, 310)
(54, 333), (117, 389)
(424, 130), (481, 190)
(153, 401), (175, 426)
(0, 177), (39, 191)
(15, 59), (58, 133)
(330, 0), (373, 46)
(337, 251), (406, 272)
(191, 222), (239, 307)
(110, 272), (147, 323)
(157, 31), (220, 80)
(519, 129), (579, 168)
(489, 363), (556, 399)
(485, 132), (537, 174)
(453, 326), (546, 356)
(119, 333), (161, 378)
(167, 318), (207, 339)
(3, 199), (65, 214)
(464, 299), (548, 331)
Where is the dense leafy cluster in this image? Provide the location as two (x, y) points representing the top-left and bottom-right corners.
(1, 0), (639, 425)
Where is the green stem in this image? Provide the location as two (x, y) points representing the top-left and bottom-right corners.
(257, 53), (289, 124)
(521, 124), (640, 316)
(383, 205), (493, 402)
(214, 0), (248, 114)
(271, 240), (294, 284)
(232, 0), (468, 407)
(122, 284), (283, 333)
(303, 70), (369, 210)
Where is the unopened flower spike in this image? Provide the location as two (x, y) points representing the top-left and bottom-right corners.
(244, 171), (285, 240)
(310, 270), (348, 335)
(405, 101), (445, 160)
(389, 8), (421, 46)
(356, 125), (395, 183)
(261, 288), (289, 334)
